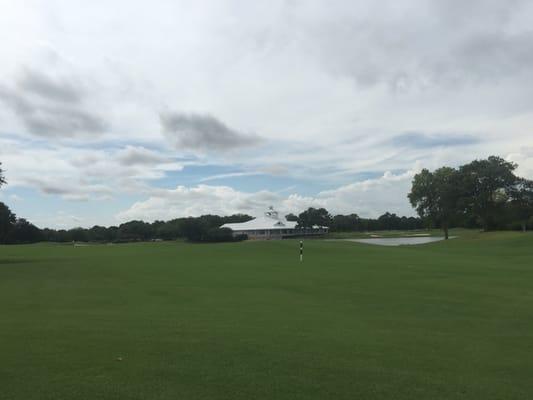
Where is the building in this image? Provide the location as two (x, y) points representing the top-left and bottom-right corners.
(221, 207), (329, 239)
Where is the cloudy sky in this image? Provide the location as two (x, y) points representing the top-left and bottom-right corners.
(1, 0), (533, 228)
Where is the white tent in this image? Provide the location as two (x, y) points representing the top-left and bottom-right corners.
(221, 207), (327, 239)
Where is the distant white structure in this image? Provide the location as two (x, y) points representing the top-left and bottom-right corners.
(221, 207), (329, 240)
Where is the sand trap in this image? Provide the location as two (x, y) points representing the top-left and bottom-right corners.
(338, 236), (456, 246)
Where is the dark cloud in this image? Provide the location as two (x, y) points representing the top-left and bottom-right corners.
(22, 178), (72, 195)
(391, 132), (480, 149)
(0, 68), (107, 138)
(431, 0), (525, 26)
(304, 1), (533, 90)
(160, 112), (262, 152)
(18, 68), (84, 103)
(451, 31), (533, 81)
(22, 176), (112, 202)
(117, 146), (167, 166)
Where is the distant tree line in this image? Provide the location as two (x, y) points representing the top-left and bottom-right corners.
(288, 208), (425, 232)
(19, 214), (251, 244)
(0, 207), (254, 244)
(0, 201), (427, 245)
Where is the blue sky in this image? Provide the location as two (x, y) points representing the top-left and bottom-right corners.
(1, 0), (533, 228)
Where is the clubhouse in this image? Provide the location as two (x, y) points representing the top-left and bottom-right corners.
(221, 207), (329, 239)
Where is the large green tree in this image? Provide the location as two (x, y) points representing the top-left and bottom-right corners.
(0, 202), (16, 243)
(297, 207), (332, 228)
(408, 167), (460, 239)
(458, 156), (519, 231)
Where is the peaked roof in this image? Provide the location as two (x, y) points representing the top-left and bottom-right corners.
(221, 210), (297, 231)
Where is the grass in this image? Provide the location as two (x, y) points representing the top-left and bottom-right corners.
(1, 230), (533, 399)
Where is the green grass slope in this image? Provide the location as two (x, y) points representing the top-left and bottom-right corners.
(1, 231), (532, 399)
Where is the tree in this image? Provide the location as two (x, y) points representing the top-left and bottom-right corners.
(297, 207), (332, 228)
(377, 212), (401, 230)
(5, 218), (43, 244)
(285, 213), (298, 222)
(88, 225), (113, 242)
(180, 218), (207, 242)
(0, 202), (16, 243)
(223, 214), (253, 224)
(330, 214), (360, 231)
(408, 167), (460, 239)
(69, 227), (89, 242)
(204, 227), (235, 242)
(118, 220), (153, 241)
(508, 178), (533, 232)
(0, 162), (5, 188)
(155, 220), (183, 240)
(458, 156), (519, 231)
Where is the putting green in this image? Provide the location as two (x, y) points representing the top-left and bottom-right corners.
(1, 230), (532, 399)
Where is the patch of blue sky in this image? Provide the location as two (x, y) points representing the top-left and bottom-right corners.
(1, 186), (139, 228)
(152, 163), (397, 197)
(392, 132), (480, 148)
(153, 164), (329, 195)
(153, 164), (236, 188)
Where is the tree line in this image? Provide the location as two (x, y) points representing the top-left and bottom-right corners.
(0, 202), (424, 244)
(0, 207), (254, 244)
(289, 209), (425, 231)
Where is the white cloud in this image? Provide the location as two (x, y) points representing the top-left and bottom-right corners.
(0, 138), (183, 201)
(116, 185), (279, 222)
(29, 211), (85, 230)
(116, 166), (421, 222)
(199, 171), (263, 182)
(507, 149), (533, 180)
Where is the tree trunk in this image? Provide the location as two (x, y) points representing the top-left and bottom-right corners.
(443, 221), (449, 240)
(522, 221), (527, 233)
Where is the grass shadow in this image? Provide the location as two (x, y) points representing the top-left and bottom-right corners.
(0, 258), (38, 265)
(0, 258), (62, 265)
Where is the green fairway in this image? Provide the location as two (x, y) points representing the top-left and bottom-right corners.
(1, 232), (533, 399)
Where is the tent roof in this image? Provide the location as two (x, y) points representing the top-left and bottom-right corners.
(221, 215), (297, 231)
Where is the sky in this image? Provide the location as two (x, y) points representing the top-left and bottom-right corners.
(1, 0), (533, 229)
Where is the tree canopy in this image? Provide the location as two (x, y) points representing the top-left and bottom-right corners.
(409, 167), (460, 239)
(0, 202), (17, 243)
(409, 156), (531, 235)
(459, 156), (519, 231)
(297, 207), (332, 228)
(507, 178), (533, 232)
